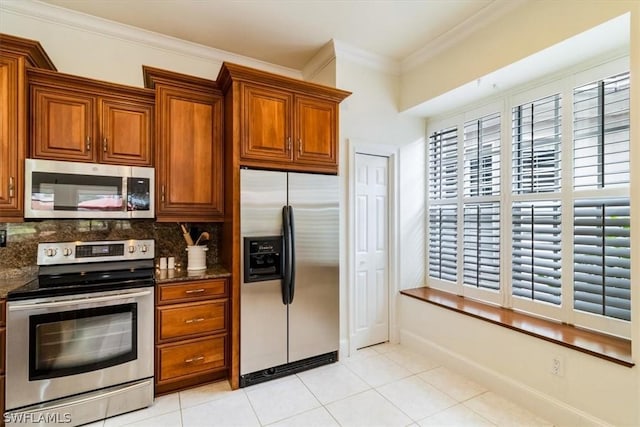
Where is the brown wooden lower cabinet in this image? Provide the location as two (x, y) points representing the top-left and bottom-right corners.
(155, 279), (229, 395)
(1, 299), (5, 426)
(0, 375), (4, 427)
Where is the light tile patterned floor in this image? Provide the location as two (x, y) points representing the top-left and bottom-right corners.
(88, 343), (553, 427)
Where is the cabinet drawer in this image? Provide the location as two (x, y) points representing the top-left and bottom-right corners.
(157, 301), (226, 341)
(157, 279), (227, 304)
(157, 336), (226, 381)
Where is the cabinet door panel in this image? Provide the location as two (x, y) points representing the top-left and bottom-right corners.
(294, 96), (337, 168)
(241, 84), (293, 163)
(100, 99), (153, 166)
(0, 56), (23, 219)
(156, 85), (223, 221)
(31, 86), (95, 162)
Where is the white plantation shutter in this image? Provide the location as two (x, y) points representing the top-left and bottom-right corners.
(428, 205), (457, 282)
(512, 201), (562, 305)
(512, 94), (562, 194)
(428, 126), (459, 283)
(573, 72), (630, 190)
(464, 113), (501, 197)
(573, 199), (630, 321)
(463, 203), (500, 290)
(428, 127), (458, 200)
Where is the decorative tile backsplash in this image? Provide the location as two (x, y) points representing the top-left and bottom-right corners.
(0, 220), (221, 271)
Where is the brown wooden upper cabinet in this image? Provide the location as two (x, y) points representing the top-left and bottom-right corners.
(143, 66), (224, 222)
(218, 62), (350, 174)
(0, 34), (56, 222)
(241, 83), (339, 169)
(29, 68), (154, 166)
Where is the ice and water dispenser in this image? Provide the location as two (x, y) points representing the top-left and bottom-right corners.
(243, 236), (283, 283)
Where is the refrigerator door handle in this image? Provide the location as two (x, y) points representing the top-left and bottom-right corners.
(282, 205), (291, 305)
(288, 206), (296, 304)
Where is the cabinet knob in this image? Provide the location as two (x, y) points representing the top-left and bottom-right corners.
(287, 137), (292, 152)
(8, 176), (14, 198)
(103, 137), (107, 152)
(161, 185), (165, 202)
(298, 138), (303, 155)
(86, 136), (91, 152)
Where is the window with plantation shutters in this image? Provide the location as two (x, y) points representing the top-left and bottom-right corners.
(428, 205), (457, 282)
(512, 94), (562, 194)
(426, 60), (631, 337)
(573, 72), (630, 190)
(428, 127), (458, 200)
(573, 198), (630, 321)
(512, 201), (562, 305)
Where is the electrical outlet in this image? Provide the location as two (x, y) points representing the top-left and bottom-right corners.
(551, 355), (564, 377)
(0, 229), (6, 247)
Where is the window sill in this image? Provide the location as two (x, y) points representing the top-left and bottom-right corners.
(400, 287), (633, 367)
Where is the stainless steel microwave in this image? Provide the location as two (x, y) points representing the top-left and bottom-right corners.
(25, 159), (154, 219)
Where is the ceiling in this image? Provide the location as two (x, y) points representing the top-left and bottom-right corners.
(38, 0), (518, 71)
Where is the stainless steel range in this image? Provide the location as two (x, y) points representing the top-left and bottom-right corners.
(5, 239), (155, 427)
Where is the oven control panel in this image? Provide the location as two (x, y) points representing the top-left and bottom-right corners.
(37, 239), (155, 265)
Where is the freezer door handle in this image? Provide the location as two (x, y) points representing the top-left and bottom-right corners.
(282, 205), (292, 305)
(288, 206), (296, 303)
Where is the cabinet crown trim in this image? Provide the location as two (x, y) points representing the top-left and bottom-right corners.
(142, 65), (219, 93)
(27, 67), (155, 100)
(217, 62), (351, 102)
(0, 33), (56, 70)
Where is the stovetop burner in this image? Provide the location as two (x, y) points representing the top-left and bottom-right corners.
(8, 239), (155, 301)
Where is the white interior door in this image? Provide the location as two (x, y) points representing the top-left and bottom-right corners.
(353, 153), (389, 349)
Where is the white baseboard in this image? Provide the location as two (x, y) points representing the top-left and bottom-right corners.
(339, 338), (349, 360)
(400, 329), (613, 427)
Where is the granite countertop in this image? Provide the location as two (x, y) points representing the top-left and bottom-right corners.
(154, 264), (231, 284)
(0, 266), (39, 299)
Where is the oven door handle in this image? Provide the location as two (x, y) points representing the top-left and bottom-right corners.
(8, 289), (152, 311)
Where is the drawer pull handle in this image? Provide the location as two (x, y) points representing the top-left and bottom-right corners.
(184, 317), (205, 324)
(185, 288), (205, 294)
(184, 355), (205, 364)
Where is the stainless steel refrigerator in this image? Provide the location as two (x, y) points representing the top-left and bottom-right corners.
(240, 168), (339, 387)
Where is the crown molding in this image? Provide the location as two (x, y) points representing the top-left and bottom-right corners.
(302, 40), (337, 81)
(401, 0), (528, 73)
(333, 39), (401, 75)
(1, 0), (302, 78)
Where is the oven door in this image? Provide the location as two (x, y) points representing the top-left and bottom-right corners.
(6, 287), (154, 411)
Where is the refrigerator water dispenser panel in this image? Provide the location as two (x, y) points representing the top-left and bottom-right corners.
(244, 236), (283, 283)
